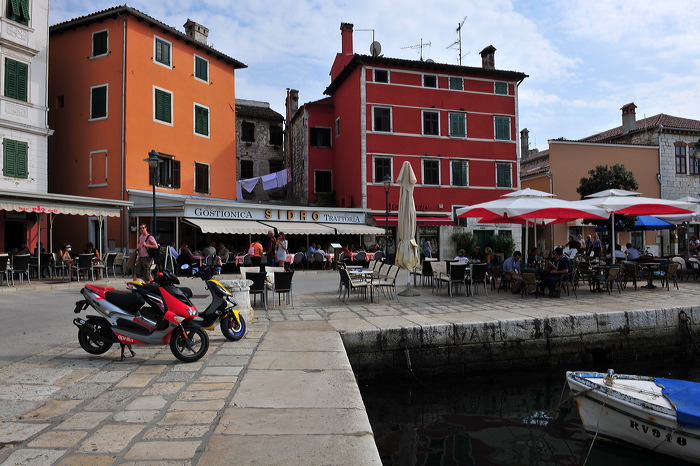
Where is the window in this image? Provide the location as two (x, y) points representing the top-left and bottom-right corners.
(154, 87), (172, 124)
(90, 84), (107, 120)
(449, 77), (463, 90)
(149, 154), (180, 188)
(449, 112), (466, 137)
(495, 82), (508, 95)
(373, 107), (391, 132)
(270, 125), (283, 145)
(374, 157), (391, 183)
(194, 104), (209, 137)
(241, 122), (255, 142)
(6, 0), (30, 25)
(4, 58), (28, 102)
(451, 160), (467, 186)
(690, 148), (699, 175)
(315, 170), (332, 193)
(374, 69), (389, 83)
(240, 160), (254, 179)
(423, 110), (439, 136)
(2, 138), (28, 178)
(194, 55), (208, 82)
(269, 159), (284, 173)
(423, 160), (440, 185)
(92, 30), (108, 57)
(335, 118), (340, 138)
(496, 163), (512, 188)
(676, 145), (687, 174)
(194, 162), (209, 194)
(154, 36), (172, 67)
(89, 150), (107, 187)
(423, 74), (437, 88)
(494, 116), (511, 140)
(310, 127), (331, 148)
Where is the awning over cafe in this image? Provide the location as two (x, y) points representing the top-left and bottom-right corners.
(0, 190), (131, 217)
(184, 218), (271, 235)
(373, 216), (454, 227)
(258, 221), (336, 235)
(322, 223), (386, 235)
(0, 201), (122, 217)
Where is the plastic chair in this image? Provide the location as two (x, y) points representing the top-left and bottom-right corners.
(272, 271), (294, 308)
(247, 272), (268, 309)
(9, 254), (31, 285)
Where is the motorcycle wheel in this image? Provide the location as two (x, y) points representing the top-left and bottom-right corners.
(221, 313), (246, 341)
(170, 327), (209, 363)
(77, 327), (113, 354)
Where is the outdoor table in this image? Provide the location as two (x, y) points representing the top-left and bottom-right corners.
(346, 265), (362, 270)
(638, 263), (661, 289)
(348, 269), (376, 301)
(590, 264), (612, 292)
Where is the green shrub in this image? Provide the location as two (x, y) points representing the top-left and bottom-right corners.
(489, 234), (515, 255)
(450, 231), (476, 255)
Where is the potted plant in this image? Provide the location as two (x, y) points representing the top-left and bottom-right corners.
(489, 234), (516, 257)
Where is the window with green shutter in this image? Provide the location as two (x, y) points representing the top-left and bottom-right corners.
(449, 77), (463, 90)
(90, 85), (107, 119)
(494, 116), (510, 140)
(154, 88), (172, 123)
(194, 56), (208, 82)
(154, 37), (171, 67)
(496, 163), (511, 188)
(6, 0), (30, 25)
(449, 112), (466, 137)
(194, 105), (209, 136)
(495, 81), (508, 95)
(92, 30), (108, 57)
(4, 58), (28, 102)
(451, 160), (467, 186)
(3, 138), (28, 178)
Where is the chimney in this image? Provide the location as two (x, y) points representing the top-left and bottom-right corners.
(480, 45), (496, 69)
(183, 19), (209, 45)
(621, 102), (637, 133)
(286, 89), (299, 120)
(520, 128), (530, 159)
(340, 22), (354, 56)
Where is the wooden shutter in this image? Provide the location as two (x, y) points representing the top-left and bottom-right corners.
(19, 0), (29, 20)
(4, 59), (16, 99)
(3, 139), (16, 176)
(195, 106), (208, 135)
(16, 140), (27, 177)
(93, 31), (107, 56)
(17, 61), (27, 101)
(8, 0), (19, 17)
(172, 160), (180, 188)
(91, 86), (107, 118)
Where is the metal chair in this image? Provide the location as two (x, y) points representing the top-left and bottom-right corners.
(291, 252), (305, 271)
(373, 251), (384, 262)
(240, 266), (260, 280)
(247, 272), (268, 309)
(112, 253), (125, 278)
(71, 254), (95, 282)
(438, 262), (468, 297)
(338, 268), (368, 302)
(313, 251), (328, 270)
(355, 251), (367, 268)
(376, 264), (401, 300)
(51, 252), (68, 280)
(468, 263), (489, 295)
(9, 254), (31, 285)
(520, 272), (540, 298)
(30, 253), (53, 279)
(99, 253), (118, 280)
(272, 271), (294, 308)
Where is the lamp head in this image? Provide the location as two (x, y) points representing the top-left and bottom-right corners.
(145, 150), (160, 168)
(382, 173), (392, 191)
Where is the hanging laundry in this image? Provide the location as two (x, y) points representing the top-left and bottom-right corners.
(236, 181), (243, 199)
(240, 177), (260, 193)
(261, 172), (278, 190)
(276, 169), (288, 187)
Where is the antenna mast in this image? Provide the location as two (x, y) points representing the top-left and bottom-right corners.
(447, 16), (468, 65)
(401, 38), (432, 61)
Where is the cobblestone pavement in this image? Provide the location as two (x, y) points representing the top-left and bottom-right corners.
(0, 270), (698, 464)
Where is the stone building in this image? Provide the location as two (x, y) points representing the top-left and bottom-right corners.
(236, 100), (285, 202)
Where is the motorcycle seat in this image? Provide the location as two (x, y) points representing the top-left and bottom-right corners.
(105, 290), (145, 313)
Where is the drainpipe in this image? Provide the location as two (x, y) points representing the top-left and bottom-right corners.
(121, 16), (127, 252)
(548, 171), (554, 252)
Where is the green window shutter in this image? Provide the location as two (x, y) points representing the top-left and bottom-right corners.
(91, 86), (107, 118)
(93, 31), (107, 56)
(16, 140), (27, 177)
(8, 0), (20, 16)
(495, 116), (510, 140)
(497, 164), (511, 188)
(3, 139), (16, 176)
(195, 57), (208, 81)
(19, 0), (29, 20)
(17, 61), (27, 101)
(156, 39), (170, 66)
(195, 106), (208, 135)
(4, 59), (27, 101)
(172, 160), (181, 188)
(155, 89), (171, 123)
(450, 113), (465, 137)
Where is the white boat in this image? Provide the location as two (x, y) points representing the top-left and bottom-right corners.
(567, 370), (700, 463)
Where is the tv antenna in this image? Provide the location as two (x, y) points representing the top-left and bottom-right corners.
(402, 38), (432, 61)
(447, 16), (469, 65)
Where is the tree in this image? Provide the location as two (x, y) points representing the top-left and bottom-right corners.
(576, 163), (639, 230)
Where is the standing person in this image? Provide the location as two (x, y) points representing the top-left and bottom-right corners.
(134, 224), (158, 282)
(592, 234), (602, 258)
(266, 230), (276, 267)
(248, 235), (263, 266)
(423, 240), (432, 259)
(585, 235), (593, 256)
(276, 232), (288, 268)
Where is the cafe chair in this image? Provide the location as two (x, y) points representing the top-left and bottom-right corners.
(653, 262), (680, 291)
(247, 272), (268, 310)
(355, 251), (368, 268)
(437, 262), (468, 297)
(520, 272), (540, 298)
(112, 253), (126, 278)
(239, 266), (260, 281)
(313, 251), (328, 270)
(556, 270), (578, 299)
(72, 254), (95, 282)
(291, 252), (305, 271)
(338, 267), (368, 303)
(468, 263), (489, 295)
(272, 271), (294, 308)
(373, 251), (384, 262)
(620, 261), (646, 291)
(0, 254), (10, 286)
(376, 264), (401, 300)
(672, 257), (695, 282)
(9, 254), (31, 286)
(593, 265), (621, 295)
(51, 252), (68, 280)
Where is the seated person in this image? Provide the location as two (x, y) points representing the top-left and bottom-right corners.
(59, 244), (74, 267)
(626, 243), (641, 260)
(176, 243), (196, 272)
(613, 244), (627, 261)
(502, 251), (524, 293)
(341, 244), (353, 263)
(14, 242), (30, 255)
(542, 247), (571, 297)
(453, 249), (470, 263)
(526, 247), (542, 267)
(470, 245), (485, 262)
(306, 243), (318, 261)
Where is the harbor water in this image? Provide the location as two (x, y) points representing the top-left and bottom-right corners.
(360, 358), (700, 465)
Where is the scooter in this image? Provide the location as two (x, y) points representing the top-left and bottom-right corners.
(72, 269), (209, 363)
(132, 264), (246, 341)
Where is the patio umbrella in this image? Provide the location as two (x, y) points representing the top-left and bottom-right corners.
(656, 197), (700, 224)
(395, 161), (420, 297)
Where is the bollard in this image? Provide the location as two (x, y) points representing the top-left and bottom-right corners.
(219, 279), (254, 323)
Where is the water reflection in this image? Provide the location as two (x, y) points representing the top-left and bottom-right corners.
(361, 360), (700, 465)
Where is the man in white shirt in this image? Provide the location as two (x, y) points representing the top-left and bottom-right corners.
(626, 243), (642, 260)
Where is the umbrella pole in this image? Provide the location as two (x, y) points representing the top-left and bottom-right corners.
(398, 269), (419, 297)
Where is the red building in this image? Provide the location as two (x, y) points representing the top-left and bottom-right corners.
(287, 23), (528, 256)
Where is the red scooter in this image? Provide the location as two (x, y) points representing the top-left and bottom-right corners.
(73, 269), (209, 362)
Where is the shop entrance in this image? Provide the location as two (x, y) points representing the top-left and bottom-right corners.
(4, 219), (24, 252)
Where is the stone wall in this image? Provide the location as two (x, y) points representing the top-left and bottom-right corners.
(658, 132), (700, 200)
(342, 306), (699, 381)
(289, 109), (309, 204)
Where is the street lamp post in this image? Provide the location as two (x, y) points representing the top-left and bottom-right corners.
(144, 150), (161, 243)
(383, 173), (392, 262)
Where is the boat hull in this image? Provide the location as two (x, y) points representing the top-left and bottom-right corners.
(567, 371), (700, 464)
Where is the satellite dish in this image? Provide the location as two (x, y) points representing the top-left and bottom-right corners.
(370, 41), (382, 57)
(425, 58), (435, 63)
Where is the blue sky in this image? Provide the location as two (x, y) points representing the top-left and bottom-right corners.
(51, 0), (700, 151)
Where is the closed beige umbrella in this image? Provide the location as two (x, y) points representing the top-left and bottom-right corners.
(395, 161), (420, 297)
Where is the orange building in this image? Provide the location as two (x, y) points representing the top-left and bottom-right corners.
(48, 6), (246, 250)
